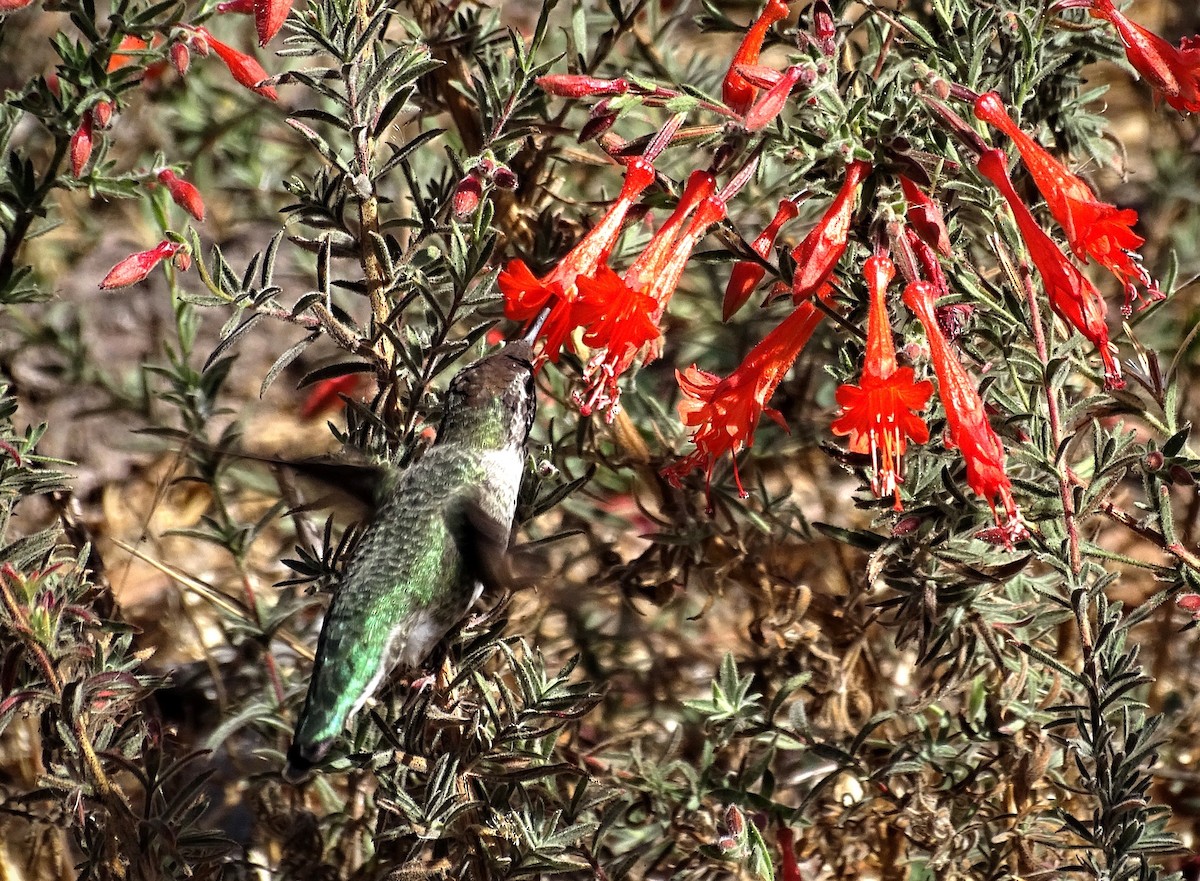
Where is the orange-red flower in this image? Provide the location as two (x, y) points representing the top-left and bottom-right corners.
(572, 171), (719, 416)
(499, 156), (657, 362)
(723, 0), (792, 115)
(903, 280), (1024, 541)
(108, 36), (149, 73)
(724, 196), (800, 320)
(1087, 0), (1200, 114)
(831, 256), (933, 510)
(663, 298), (825, 501)
(254, 0), (292, 45)
(791, 159), (871, 302)
(974, 91), (1157, 314)
(976, 148), (1124, 390)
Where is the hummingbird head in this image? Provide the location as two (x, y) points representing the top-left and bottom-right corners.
(436, 341), (536, 449)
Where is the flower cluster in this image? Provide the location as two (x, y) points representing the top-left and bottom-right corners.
(515, 0), (1184, 542)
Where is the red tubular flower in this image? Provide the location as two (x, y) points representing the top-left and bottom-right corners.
(724, 196), (800, 320)
(69, 111), (94, 177)
(976, 148), (1124, 390)
(499, 156), (657, 361)
(1087, 0), (1200, 113)
(663, 298), (826, 501)
(254, 0), (292, 45)
(198, 28), (278, 100)
(216, 0), (255, 12)
(973, 91), (1157, 314)
(723, 0), (792, 115)
(99, 241), (185, 289)
(791, 159), (871, 302)
(156, 169), (206, 222)
(572, 172), (720, 416)
(899, 176), (951, 257)
(902, 280), (1024, 540)
(623, 170), (716, 295)
(0, 0), (36, 11)
(831, 256), (933, 510)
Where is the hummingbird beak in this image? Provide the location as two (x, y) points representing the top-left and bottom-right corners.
(521, 305), (552, 346)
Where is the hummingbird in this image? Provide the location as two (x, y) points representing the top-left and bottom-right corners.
(283, 339), (537, 782)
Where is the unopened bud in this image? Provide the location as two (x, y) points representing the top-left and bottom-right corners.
(170, 42), (190, 75)
(99, 240), (185, 289)
(1170, 464), (1195, 486)
(813, 0), (836, 55)
(743, 65), (807, 131)
(579, 109), (619, 143)
(156, 169), (206, 221)
(69, 111), (94, 177)
(723, 805), (745, 838)
(492, 164), (517, 190)
(91, 99), (114, 129)
(936, 303), (974, 342)
(186, 30), (210, 57)
(537, 74), (630, 98)
(1178, 594), (1200, 617)
(900, 176), (952, 256)
(452, 172), (483, 217)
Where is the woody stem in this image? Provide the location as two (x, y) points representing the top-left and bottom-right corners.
(1017, 253), (1090, 653)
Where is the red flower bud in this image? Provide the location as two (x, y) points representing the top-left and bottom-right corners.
(899, 175), (951, 256)
(492, 164), (518, 190)
(537, 74), (630, 98)
(45, 73), (61, 98)
(743, 65), (807, 131)
(100, 241), (186, 289)
(724, 196), (800, 320)
(812, 0), (836, 55)
(156, 169), (206, 222)
(69, 112), (94, 177)
(170, 42), (190, 76)
(452, 172), (483, 218)
(216, 0), (254, 12)
(254, 0), (292, 45)
(579, 105), (620, 143)
(187, 30), (211, 56)
(91, 99), (114, 130)
(198, 27), (278, 100)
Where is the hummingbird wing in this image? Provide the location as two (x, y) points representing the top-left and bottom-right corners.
(460, 494), (515, 593)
